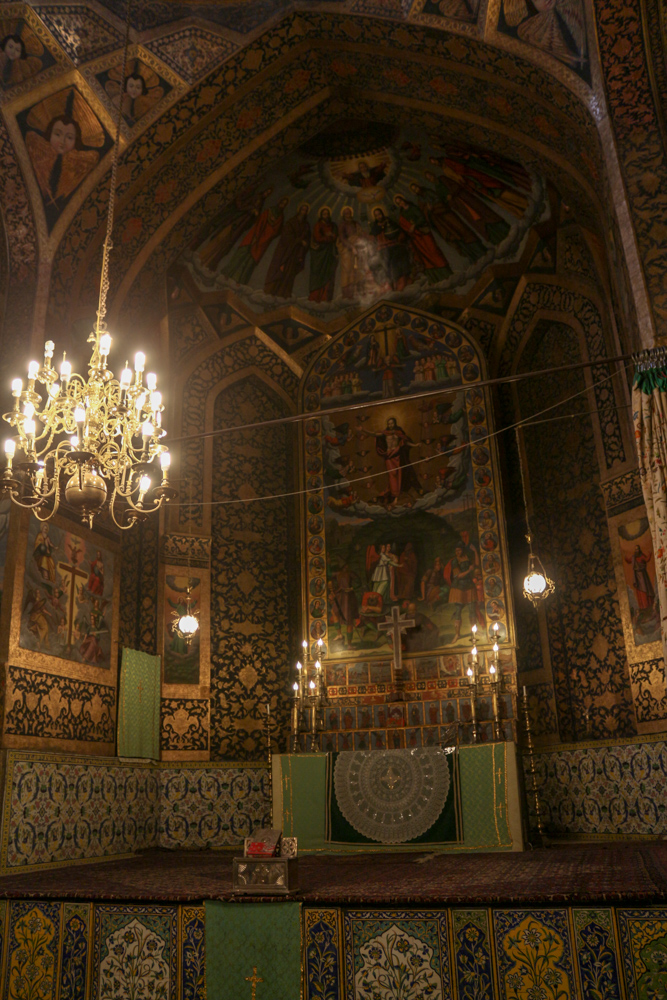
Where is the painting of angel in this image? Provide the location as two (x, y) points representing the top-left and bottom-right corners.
(22, 87), (110, 230)
(99, 57), (169, 127)
(0, 19), (50, 89)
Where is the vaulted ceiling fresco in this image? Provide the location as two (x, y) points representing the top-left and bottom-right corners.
(185, 123), (547, 320)
(0, 0), (664, 374)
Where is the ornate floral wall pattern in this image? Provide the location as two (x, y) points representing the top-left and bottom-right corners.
(4, 666), (116, 744)
(179, 334), (299, 528)
(161, 699), (209, 752)
(209, 375), (298, 760)
(515, 321), (634, 742)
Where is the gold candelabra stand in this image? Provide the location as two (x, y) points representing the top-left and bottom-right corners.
(464, 622), (505, 742)
(290, 638), (327, 752)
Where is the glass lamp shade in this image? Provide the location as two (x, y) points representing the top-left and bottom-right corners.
(522, 548), (555, 607)
(175, 613), (199, 639)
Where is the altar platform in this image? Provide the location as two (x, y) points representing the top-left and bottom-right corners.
(0, 843), (666, 905)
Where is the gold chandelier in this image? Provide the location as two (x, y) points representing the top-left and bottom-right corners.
(0, 0), (175, 530)
(1, 341), (175, 529)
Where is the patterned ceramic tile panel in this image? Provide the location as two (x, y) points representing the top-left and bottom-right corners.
(616, 908), (667, 1000)
(494, 908), (575, 1000)
(92, 904), (178, 1000)
(32, 5), (122, 63)
(60, 902), (91, 1000)
(572, 908), (623, 1000)
(451, 909), (495, 1000)
(0, 755), (159, 871)
(157, 766), (271, 848)
(525, 740), (667, 837)
(304, 908), (343, 1000)
(343, 909), (451, 999)
(182, 906), (206, 1000)
(3, 901), (61, 1000)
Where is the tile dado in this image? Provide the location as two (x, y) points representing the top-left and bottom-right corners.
(0, 901), (205, 1000)
(523, 736), (667, 838)
(0, 902), (661, 999)
(0, 751), (270, 873)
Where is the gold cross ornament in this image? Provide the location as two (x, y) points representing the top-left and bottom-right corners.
(245, 967), (263, 999)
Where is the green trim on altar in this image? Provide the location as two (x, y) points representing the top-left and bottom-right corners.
(273, 742), (523, 853)
(205, 901), (302, 1000)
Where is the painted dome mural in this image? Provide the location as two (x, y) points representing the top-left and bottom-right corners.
(186, 121), (547, 318)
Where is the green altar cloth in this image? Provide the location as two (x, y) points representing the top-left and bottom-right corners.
(205, 901), (302, 1000)
(117, 647), (161, 759)
(273, 742), (522, 853)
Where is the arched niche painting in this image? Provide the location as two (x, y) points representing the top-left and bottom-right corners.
(301, 302), (512, 662)
(17, 86), (112, 231)
(188, 121), (545, 319)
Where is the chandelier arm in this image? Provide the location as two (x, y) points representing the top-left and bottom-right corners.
(95, 0), (133, 337)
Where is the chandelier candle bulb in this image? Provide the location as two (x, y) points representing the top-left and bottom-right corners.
(120, 364), (132, 390)
(134, 352), (145, 375)
(28, 361), (39, 382)
(11, 379), (22, 398)
(43, 341), (54, 364)
(146, 373), (157, 392)
(99, 334), (111, 358)
(59, 357), (71, 382)
(159, 451), (171, 472)
(4, 440), (14, 469)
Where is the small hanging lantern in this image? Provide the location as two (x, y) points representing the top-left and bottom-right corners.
(172, 582), (200, 644)
(516, 428), (555, 609)
(522, 533), (555, 606)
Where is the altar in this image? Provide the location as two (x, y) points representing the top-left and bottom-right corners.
(272, 741), (524, 853)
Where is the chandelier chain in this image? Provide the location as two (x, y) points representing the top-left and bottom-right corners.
(96, 0), (133, 336)
(514, 425), (533, 541)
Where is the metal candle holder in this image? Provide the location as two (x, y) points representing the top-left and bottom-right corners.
(290, 638), (327, 752)
(465, 622), (505, 742)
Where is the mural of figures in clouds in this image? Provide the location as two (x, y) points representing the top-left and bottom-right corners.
(500, 0), (589, 83)
(188, 122), (544, 319)
(19, 86), (111, 230)
(618, 517), (661, 647)
(98, 56), (170, 127)
(0, 19), (52, 89)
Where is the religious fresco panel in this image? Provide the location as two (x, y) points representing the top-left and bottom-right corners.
(0, 16), (56, 91)
(94, 55), (173, 128)
(301, 302), (512, 664)
(20, 518), (114, 669)
(16, 85), (112, 231)
(189, 124), (546, 321)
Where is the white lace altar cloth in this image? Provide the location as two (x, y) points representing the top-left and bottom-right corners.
(333, 748), (451, 844)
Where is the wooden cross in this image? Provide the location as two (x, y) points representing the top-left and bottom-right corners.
(245, 967), (263, 999)
(378, 605), (415, 684)
(57, 559), (88, 650)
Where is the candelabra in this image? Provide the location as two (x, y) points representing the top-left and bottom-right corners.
(290, 638), (327, 752)
(521, 684), (544, 844)
(464, 622), (505, 742)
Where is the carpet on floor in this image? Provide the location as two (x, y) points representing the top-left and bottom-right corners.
(0, 844), (666, 905)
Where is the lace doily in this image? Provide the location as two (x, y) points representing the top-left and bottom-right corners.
(333, 748), (450, 844)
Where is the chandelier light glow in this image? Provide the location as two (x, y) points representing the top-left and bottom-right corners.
(171, 582), (200, 643)
(0, 0), (175, 530)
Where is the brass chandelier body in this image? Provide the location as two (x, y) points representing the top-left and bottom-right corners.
(1, 336), (175, 528)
